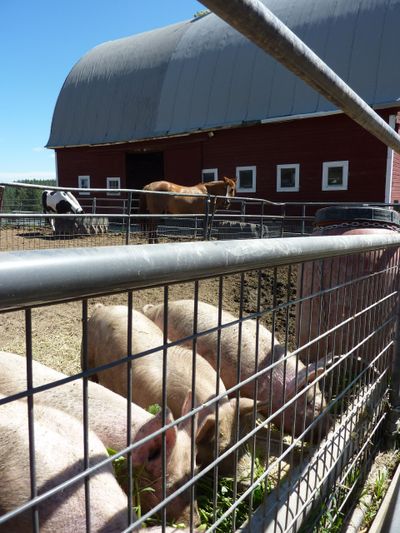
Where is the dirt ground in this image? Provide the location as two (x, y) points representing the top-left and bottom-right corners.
(0, 227), (297, 375)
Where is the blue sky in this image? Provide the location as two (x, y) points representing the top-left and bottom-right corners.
(0, 0), (204, 183)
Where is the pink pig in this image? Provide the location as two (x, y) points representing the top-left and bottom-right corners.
(84, 304), (259, 478)
(0, 351), (196, 526)
(143, 300), (330, 441)
(0, 394), (131, 533)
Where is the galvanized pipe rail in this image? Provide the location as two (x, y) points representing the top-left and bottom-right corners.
(0, 181), (285, 208)
(1, 234), (399, 531)
(1, 233), (399, 311)
(199, 0), (400, 154)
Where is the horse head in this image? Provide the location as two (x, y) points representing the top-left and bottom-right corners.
(203, 177), (236, 208)
(219, 176), (236, 209)
(223, 176), (237, 199)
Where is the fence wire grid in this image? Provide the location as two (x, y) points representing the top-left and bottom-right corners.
(0, 234), (399, 532)
(2, 182), (399, 252)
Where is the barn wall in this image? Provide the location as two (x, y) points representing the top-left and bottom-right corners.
(164, 142), (203, 182)
(392, 150), (400, 203)
(200, 113), (390, 203)
(56, 148), (127, 190)
(56, 109), (398, 203)
(390, 115), (400, 203)
(393, 155), (400, 200)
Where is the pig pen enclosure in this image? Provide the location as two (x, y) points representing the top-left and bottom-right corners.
(1, 227), (400, 532)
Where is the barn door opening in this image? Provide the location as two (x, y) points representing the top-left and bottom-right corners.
(126, 152), (164, 190)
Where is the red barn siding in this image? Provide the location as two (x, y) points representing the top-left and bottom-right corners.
(201, 113), (388, 203)
(56, 108), (398, 204)
(392, 150), (400, 203)
(56, 147), (126, 189)
(390, 115), (400, 203)
(164, 143), (203, 182)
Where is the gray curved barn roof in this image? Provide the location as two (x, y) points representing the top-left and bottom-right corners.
(47, 0), (400, 148)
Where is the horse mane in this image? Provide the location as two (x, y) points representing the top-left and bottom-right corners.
(203, 177), (236, 194)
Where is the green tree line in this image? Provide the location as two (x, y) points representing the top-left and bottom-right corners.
(1, 179), (56, 212)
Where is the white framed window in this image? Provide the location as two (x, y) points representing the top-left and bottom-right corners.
(106, 177), (121, 196)
(277, 164), (300, 192)
(322, 161), (349, 191)
(202, 168), (218, 182)
(78, 175), (90, 195)
(236, 166), (256, 193)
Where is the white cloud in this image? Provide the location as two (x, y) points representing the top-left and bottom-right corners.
(32, 146), (46, 153)
(0, 171), (56, 183)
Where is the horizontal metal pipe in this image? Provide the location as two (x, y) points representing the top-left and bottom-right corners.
(0, 234), (399, 311)
(199, 0), (400, 153)
(0, 181), (285, 206)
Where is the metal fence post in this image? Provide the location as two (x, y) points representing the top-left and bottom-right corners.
(125, 192), (132, 245)
(259, 201), (265, 239)
(240, 200), (246, 223)
(280, 204), (285, 237)
(203, 195), (211, 240)
(301, 204), (306, 235)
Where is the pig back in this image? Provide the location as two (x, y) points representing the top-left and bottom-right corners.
(145, 300), (276, 398)
(86, 304), (226, 418)
(0, 396), (129, 533)
(0, 350), (151, 451)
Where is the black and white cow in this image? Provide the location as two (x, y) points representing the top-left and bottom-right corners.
(42, 190), (84, 231)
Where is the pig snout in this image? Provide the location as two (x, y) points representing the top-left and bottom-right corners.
(130, 407), (200, 526)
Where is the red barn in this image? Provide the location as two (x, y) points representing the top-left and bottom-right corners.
(47, 0), (400, 205)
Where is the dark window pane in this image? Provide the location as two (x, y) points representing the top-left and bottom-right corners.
(327, 166), (343, 185)
(239, 170), (253, 188)
(281, 168), (295, 188)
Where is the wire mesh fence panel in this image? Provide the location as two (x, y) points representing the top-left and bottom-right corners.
(3, 182), (399, 251)
(0, 234), (399, 532)
(0, 214), (132, 251)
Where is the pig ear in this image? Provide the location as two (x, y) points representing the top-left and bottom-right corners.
(131, 408), (177, 469)
(232, 397), (270, 416)
(196, 414), (216, 446)
(305, 361), (326, 383)
(142, 304), (154, 316)
(287, 362), (326, 398)
(181, 390), (193, 417)
(179, 390), (197, 435)
(236, 398), (254, 416)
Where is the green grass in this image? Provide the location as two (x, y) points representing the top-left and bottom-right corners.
(107, 446), (272, 531)
(147, 403), (161, 415)
(107, 447), (155, 519)
(362, 465), (392, 528)
(108, 403), (274, 531)
(197, 458), (273, 532)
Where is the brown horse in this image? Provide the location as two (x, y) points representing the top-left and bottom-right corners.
(140, 176), (237, 215)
